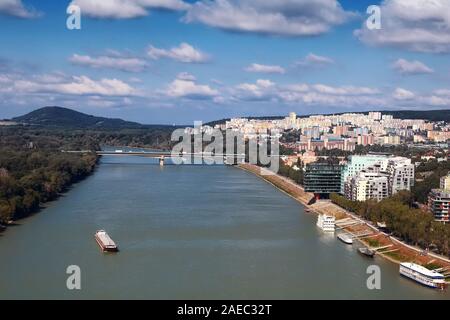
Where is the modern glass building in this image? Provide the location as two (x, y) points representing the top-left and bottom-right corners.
(304, 163), (343, 199)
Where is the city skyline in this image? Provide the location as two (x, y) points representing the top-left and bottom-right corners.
(1, 0), (450, 124)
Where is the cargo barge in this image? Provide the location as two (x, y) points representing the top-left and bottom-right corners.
(94, 230), (118, 252)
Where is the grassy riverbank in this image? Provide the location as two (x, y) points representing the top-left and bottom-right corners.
(238, 163), (450, 274)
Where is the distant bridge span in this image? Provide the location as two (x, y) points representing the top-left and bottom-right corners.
(62, 150), (272, 166)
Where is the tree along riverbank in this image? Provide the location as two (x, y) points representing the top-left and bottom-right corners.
(238, 163), (450, 274)
(0, 128), (99, 230)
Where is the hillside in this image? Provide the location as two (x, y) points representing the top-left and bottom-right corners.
(12, 106), (144, 129)
(379, 109), (450, 122)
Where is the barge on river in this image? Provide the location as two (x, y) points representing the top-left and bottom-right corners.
(95, 230), (118, 252)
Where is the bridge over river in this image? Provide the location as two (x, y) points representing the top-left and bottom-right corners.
(63, 149), (255, 166)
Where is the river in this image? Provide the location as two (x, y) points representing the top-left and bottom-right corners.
(0, 154), (449, 299)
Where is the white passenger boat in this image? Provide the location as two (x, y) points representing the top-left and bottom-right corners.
(316, 214), (335, 232)
(337, 233), (353, 244)
(399, 262), (447, 290)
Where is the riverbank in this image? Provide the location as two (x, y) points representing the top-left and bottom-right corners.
(238, 163), (450, 275)
(0, 153), (99, 233)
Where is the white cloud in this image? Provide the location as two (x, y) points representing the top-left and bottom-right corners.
(86, 96), (133, 108)
(7, 74), (137, 97)
(147, 43), (209, 63)
(295, 53), (334, 67)
(70, 0), (189, 19)
(244, 63), (285, 74)
(183, 0), (355, 36)
(434, 89), (450, 96)
(233, 79), (384, 107)
(390, 87), (450, 107)
(392, 58), (434, 75)
(165, 74), (219, 99)
(0, 0), (39, 18)
(355, 0), (450, 53)
(234, 79), (276, 101)
(312, 84), (379, 95)
(393, 88), (415, 100)
(176, 72), (197, 81)
(69, 53), (149, 72)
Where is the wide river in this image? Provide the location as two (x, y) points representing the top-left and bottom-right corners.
(0, 154), (449, 299)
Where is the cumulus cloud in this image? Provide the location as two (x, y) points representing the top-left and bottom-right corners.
(1, 73), (137, 97)
(0, 0), (39, 18)
(393, 87), (415, 100)
(234, 79), (276, 101)
(391, 87), (450, 107)
(147, 43), (209, 63)
(232, 79), (383, 106)
(392, 58), (434, 75)
(183, 0), (355, 36)
(69, 53), (149, 72)
(176, 72), (197, 81)
(165, 73), (219, 99)
(244, 63), (285, 74)
(355, 0), (450, 53)
(433, 89), (450, 96)
(295, 53), (334, 67)
(70, 0), (189, 19)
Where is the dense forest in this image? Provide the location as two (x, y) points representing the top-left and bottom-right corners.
(0, 127), (99, 224)
(330, 192), (450, 256)
(0, 123), (175, 225)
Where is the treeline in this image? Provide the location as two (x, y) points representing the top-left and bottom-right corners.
(81, 128), (175, 150)
(330, 192), (450, 256)
(0, 126), (175, 151)
(0, 128), (98, 224)
(278, 159), (304, 185)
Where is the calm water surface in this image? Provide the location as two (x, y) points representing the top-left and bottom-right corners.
(0, 155), (449, 299)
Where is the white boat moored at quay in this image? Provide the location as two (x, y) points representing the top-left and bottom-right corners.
(399, 262), (447, 290)
(337, 233), (353, 244)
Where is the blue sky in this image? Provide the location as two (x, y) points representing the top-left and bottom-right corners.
(0, 0), (450, 124)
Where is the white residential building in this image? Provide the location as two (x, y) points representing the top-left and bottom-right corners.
(342, 154), (414, 202)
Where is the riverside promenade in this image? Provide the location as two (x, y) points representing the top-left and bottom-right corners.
(238, 163), (450, 274)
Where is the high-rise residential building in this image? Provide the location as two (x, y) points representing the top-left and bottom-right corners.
(345, 170), (389, 202)
(341, 154), (390, 191)
(382, 157), (415, 194)
(383, 135), (401, 145)
(428, 172), (450, 223)
(428, 190), (450, 223)
(440, 173), (450, 190)
(368, 112), (382, 120)
(333, 125), (349, 136)
(304, 163), (343, 199)
(303, 126), (321, 139)
(341, 154), (414, 201)
(289, 112), (297, 126)
(357, 134), (374, 146)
